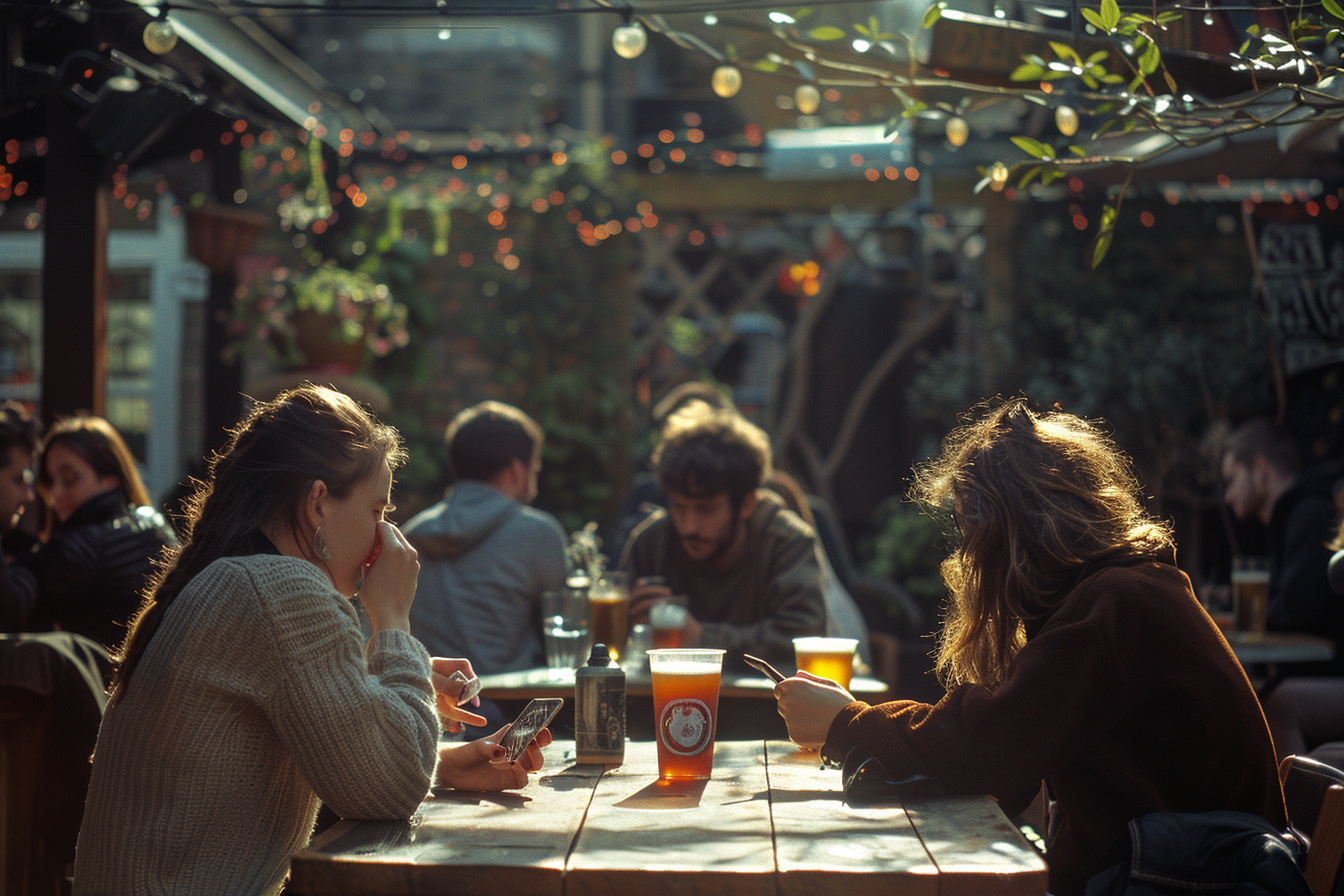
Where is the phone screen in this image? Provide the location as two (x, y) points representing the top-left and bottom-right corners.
(497, 697), (563, 763)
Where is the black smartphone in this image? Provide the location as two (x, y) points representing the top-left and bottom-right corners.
(743, 654), (785, 683)
(497, 697), (564, 763)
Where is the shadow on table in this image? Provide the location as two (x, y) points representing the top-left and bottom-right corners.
(615, 778), (709, 810)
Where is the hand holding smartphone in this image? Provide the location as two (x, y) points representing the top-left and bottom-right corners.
(496, 698), (563, 763)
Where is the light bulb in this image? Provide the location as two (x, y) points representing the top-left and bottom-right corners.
(711, 65), (742, 98)
(438, 28), (451, 40)
(794, 84), (821, 115)
(612, 22), (647, 59)
(989, 162), (1009, 191)
(1203, 8), (1215, 24)
(1055, 105), (1079, 137)
(945, 116), (969, 147)
(143, 18), (178, 55)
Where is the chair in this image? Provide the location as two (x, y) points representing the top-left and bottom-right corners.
(1280, 754), (1344, 896)
(0, 632), (110, 895)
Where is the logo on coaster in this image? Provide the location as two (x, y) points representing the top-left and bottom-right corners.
(659, 699), (713, 756)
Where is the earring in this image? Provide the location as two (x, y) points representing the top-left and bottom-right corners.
(313, 526), (332, 561)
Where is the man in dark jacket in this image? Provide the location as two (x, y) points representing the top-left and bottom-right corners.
(620, 403), (826, 669)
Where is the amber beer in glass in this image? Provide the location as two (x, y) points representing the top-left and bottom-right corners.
(589, 572), (631, 662)
(649, 596), (689, 650)
(1231, 558), (1271, 638)
(648, 649), (725, 779)
(793, 637), (858, 689)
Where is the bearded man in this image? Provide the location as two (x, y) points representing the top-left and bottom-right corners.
(619, 403), (826, 670)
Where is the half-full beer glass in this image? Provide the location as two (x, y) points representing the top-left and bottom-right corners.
(648, 648), (725, 779)
(793, 637), (858, 689)
(589, 572), (631, 662)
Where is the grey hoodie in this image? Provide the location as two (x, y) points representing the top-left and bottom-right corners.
(404, 480), (567, 674)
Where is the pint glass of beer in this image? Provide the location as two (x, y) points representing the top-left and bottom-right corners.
(793, 637), (858, 690)
(648, 648), (725, 779)
(1231, 557), (1271, 638)
(649, 596), (689, 649)
(589, 572), (631, 662)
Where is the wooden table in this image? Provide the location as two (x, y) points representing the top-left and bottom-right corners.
(479, 668), (892, 741)
(290, 740), (1048, 896)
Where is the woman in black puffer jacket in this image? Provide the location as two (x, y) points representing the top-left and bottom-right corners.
(27, 416), (177, 651)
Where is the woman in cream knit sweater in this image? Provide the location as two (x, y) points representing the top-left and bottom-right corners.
(73, 385), (549, 896)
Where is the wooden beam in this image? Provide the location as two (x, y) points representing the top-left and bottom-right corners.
(40, 98), (107, 424)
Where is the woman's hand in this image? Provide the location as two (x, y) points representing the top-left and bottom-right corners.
(359, 521), (419, 634)
(434, 726), (552, 791)
(774, 670), (857, 751)
(431, 657), (487, 735)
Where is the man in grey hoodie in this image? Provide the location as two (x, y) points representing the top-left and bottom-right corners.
(405, 402), (568, 690)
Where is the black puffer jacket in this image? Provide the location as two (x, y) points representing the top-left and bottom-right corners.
(28, 490), (177, 650)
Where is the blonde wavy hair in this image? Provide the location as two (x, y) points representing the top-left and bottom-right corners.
(911, 399), (1173, 690)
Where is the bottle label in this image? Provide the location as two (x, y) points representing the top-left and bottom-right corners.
(576, 675), (625, 760)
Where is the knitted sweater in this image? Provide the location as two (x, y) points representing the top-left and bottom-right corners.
(822, 556), (1286, 896)
(72, 554), (438, 896)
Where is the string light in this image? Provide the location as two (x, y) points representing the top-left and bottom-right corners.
(794, 84), (820, 115)
(612, 22), (647, 59)
(1055, 106), (1079, 137)
(711, 65), (742, 98)
(989, 162), (1009, 191)
(143, 13), (179, 55)
(945, 116), (969, 147)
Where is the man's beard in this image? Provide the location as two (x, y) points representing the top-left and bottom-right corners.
(681, 511), (741, 570)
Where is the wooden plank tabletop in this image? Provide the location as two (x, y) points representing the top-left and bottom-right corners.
(566, 740), (776, 896)
(288, 740), (1048, 896)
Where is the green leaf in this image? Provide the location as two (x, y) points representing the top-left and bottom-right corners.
(1081, 8), (1108, 31)
(1101, 72), (1126, 84)
(1247, 24), (1261, 36)
(1049, 41), (1081, 64)
(794, 8), (815, 19)
(753, 60), (781, 72)
(922, 3), (946, 29)
(1086, 49), (1111, 65)
(1091, 203), (1118, 268)
(1101, 0), (1121, 29)
(1011, 136), (1052, 158)
(1082, 73), (1099, 88)
(1163, 70), (1177, 93)
(1325, 0), (1344, 20)
(870, 15), (882, 34)
(1138, 40), (1161, 75)
(1069, 144), (1088, 156)
(854, 22), (871, 36)
(1040, 168), (1065, 185)
(809, 25), (847, 40)
(1010, 62), (1047, 80)
(1156, 11), (1183, 23)
(1018, 166), (1042, 189)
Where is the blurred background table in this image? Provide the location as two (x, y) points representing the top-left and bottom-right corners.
(1223, 632), (1336, 697)
(290, 739), (1047, 896)
(479, 667), (892, 741)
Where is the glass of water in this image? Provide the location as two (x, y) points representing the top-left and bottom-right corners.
(543, 584), (591, 679)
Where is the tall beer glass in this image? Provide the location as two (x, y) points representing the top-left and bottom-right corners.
(648, 648), (725, 779)
(589, 572), (631, 662)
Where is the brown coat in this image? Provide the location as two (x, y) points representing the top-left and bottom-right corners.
(824, 556), (1287, 896)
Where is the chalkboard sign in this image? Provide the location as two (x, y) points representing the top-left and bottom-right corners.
(1256, 220), (1344, 376)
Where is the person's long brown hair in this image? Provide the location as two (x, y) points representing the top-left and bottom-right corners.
(37, 415), (151, 538)
(911, 399), (1173, 690)
(110, 384), (405, 703)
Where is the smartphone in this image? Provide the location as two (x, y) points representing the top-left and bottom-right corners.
(497, 697), (563, 763)
(743, 654), (785, 684)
